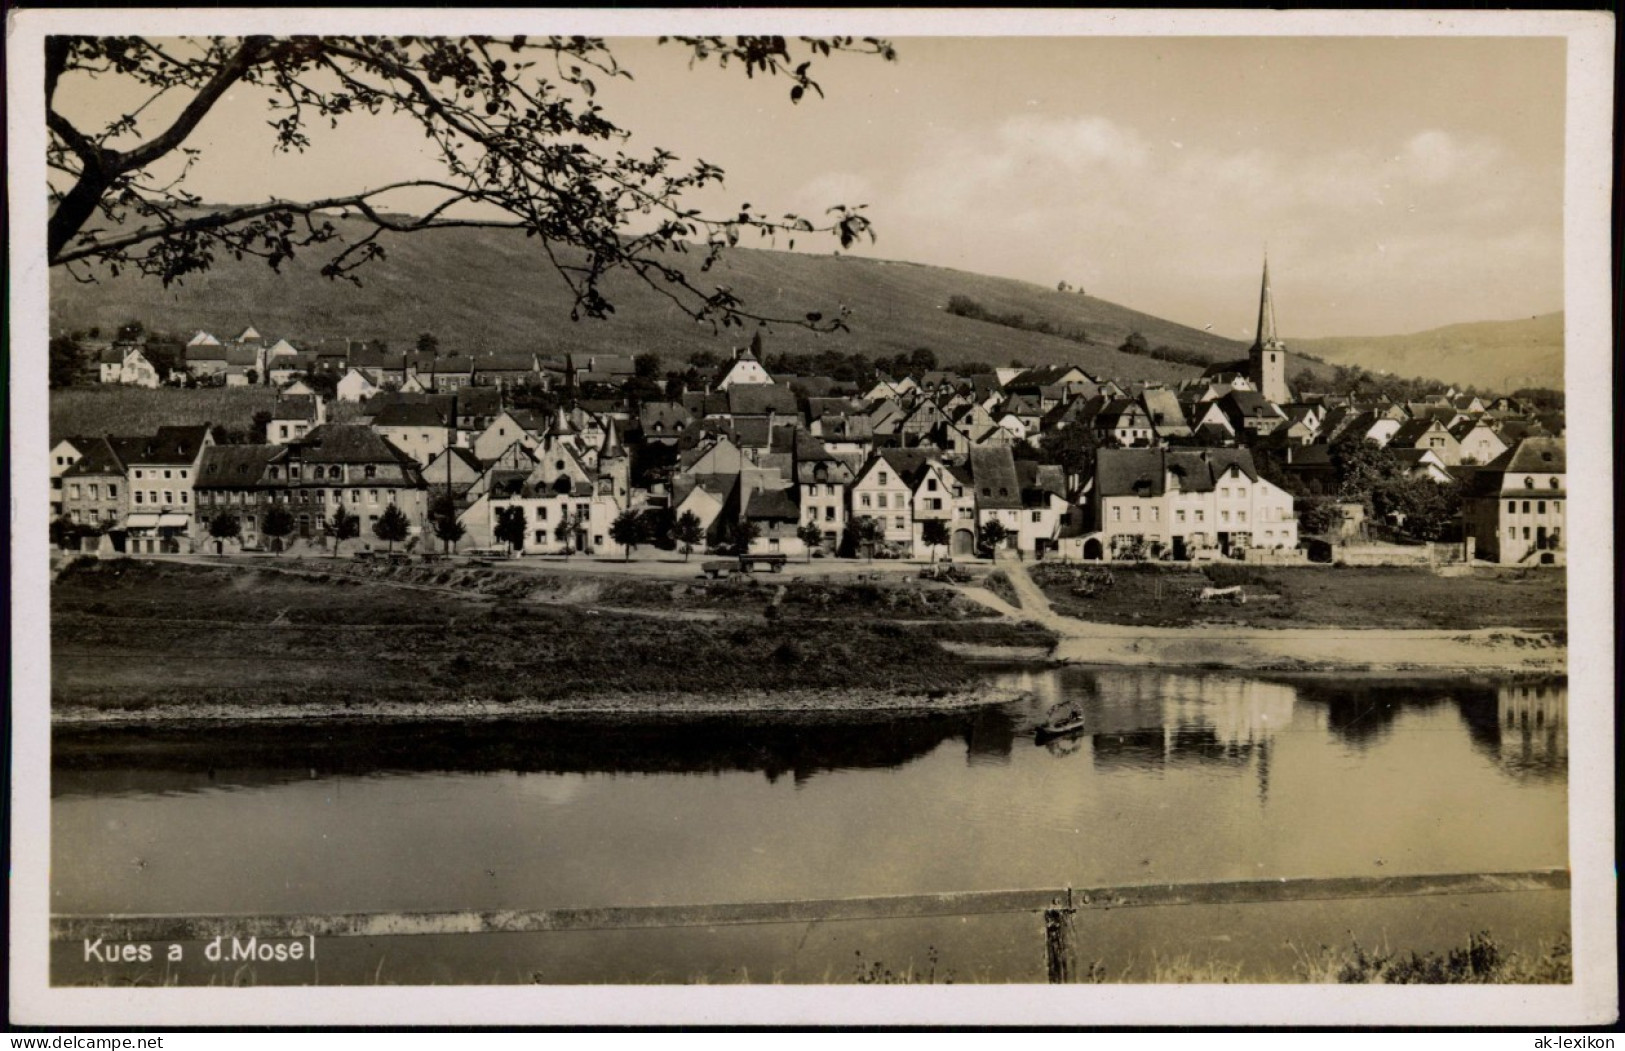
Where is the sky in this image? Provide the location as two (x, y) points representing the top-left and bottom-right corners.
(53, 33), (1567, 339)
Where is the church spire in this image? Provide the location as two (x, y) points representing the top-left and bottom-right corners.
(1252, 255), (1281, 351)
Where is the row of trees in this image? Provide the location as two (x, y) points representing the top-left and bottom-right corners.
(945, 295), (1090, 346)
(204, 502), (469, 555)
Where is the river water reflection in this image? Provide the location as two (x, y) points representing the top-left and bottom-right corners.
(53, 669), (1568, 926)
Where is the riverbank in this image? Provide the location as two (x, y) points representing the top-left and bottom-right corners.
(984, 559), (1567, 676)
(51, 558), (1050, 722)
(49, 557), (1566, 725)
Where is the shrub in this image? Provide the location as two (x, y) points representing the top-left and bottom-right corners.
(983, 571), (1021, 609)
(1202, 563), (1270, 588)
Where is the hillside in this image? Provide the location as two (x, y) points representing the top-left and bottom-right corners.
(1291, 313), (1564, 393)
(49, 215), (1332, 383)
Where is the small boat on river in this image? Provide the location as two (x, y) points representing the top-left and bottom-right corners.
(1034, 704), (1086, 743)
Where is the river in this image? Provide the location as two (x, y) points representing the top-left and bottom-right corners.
(51, 668), (1569, 984)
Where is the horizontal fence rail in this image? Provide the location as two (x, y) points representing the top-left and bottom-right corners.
(52, 868), (1569, 943)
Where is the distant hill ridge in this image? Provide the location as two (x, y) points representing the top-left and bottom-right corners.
(50, 215), (1288, 383)
(1290, 313), (1564, 392)
(49, 213), (1557, 390)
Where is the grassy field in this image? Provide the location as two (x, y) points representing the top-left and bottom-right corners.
(50, 386), (276, 441)
(49, 386), (369, 441)
(1031, 562), (1567, 631)
(51, 559), (997, 712)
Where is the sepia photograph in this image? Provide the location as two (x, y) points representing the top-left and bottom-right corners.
(8, 7), (1617, 1029)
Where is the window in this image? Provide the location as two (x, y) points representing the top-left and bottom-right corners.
(134, 491), (144, 505)
(894, 516), (905, 531)
(180, 470), (188, 480)
(1237, 511), (1246, 523)
(350, 491), (359, 504)
(163, 490), (173, 504)
(927, 478), (938, 492)
(824, 507), (835, 521)
(1537, 501), (1546, 514)
(861, 494), (872, 508)
(365, 465), (377, 480)
(135, 470), (144, 480)
(369, 490), (379, 504)
(1522, 501), (1530, 514)
(1221, 488), (1229, 498)
(1524, 477), (1534, 488)
(1132, 506), (1141, 522)
(164, 470), (172, 480)
(290, 466), (301, 480)
(1507, 500), (1516, 514)
(108, 485), (117, 498)
(280, 425), (290, 440)
(181, 492), (189, 505)
(1031, 511), (1042, 523)
(1177, 509), (1186, 523)
(149, 490), (158, 503)
(1195, 510), (1205, 523)
(1112, 507), (1121, 522)
(1523, 527), (1530, 540)
(878, 471), (888, 485)
(1151, 507), (1160, 522)
(1507, 527), (1515, 538)
(69, 484), (81, 499)
(1221, 510), (1230, 523)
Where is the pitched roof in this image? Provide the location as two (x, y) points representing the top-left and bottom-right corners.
(1493, 437), (1565, 475)
(1388, 417), (1449, 447)
(1095, 447), (1261, 499)
(60, 437), (125, 477)
(195, 444), (283, 489)
(745, 487), (800, 521)
(296, 424), (420, 467)
(727, 384), (798, 417)
(111, 425), (212, 466)
(1218, 389), (1282, 419)
(640, 402), (694, 433)
(372, 402), (448, 428)
(456, 387), (504, 415)
(969, 446), (1023, 508)
(272, 395), (320, 422)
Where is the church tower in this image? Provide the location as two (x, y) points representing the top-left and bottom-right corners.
(1248, 257), (1290, 405)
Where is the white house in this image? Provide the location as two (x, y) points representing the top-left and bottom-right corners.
(1085, 447), (1297, 561)
(337, 367), (379, 403)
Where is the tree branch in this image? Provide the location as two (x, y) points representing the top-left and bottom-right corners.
(117, 36), (280, 173)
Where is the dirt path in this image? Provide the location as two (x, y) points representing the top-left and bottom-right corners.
(957, 561), (1566, 674)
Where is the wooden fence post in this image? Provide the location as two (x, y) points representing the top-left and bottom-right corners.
(1044, 888), (1077, 983)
